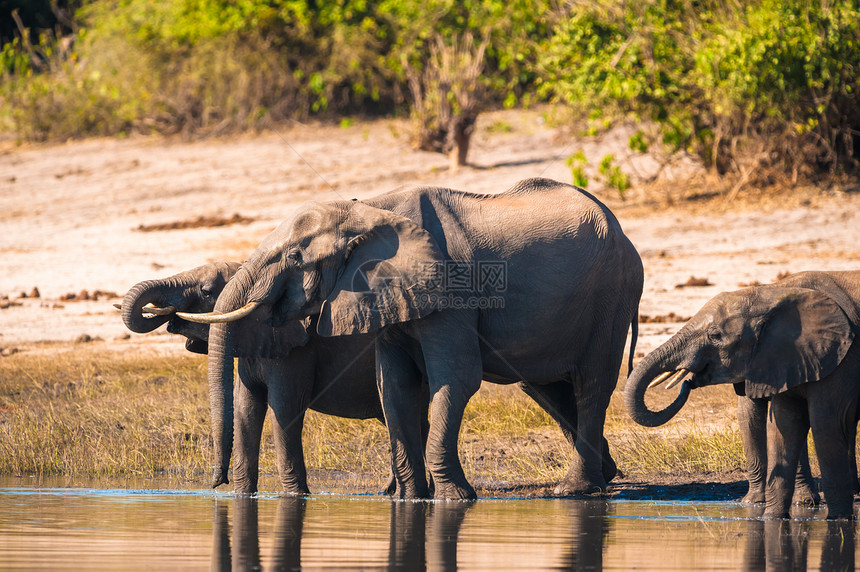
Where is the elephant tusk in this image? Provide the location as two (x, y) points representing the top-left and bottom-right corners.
(664, 369), (691, 390)
(114, 302), (175, 316)
(142, 304), (176, 316)
(647, 371), (675, 389)
(175, 301), (260, 324)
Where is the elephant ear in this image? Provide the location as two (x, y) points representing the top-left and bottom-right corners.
(745, 288), (855, 398)
(317, 202), (445, 337)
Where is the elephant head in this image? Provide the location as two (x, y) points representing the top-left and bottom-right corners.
(625, 286), (855, 427)
(180, 200), (444, 487)
(121, 261), (241, 352)
(121, 261), (311, 487)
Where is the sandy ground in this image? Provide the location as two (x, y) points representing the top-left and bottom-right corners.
(2, 108), (860, 498)
(2, 108), (858, 359)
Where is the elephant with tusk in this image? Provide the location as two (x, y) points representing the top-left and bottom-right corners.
(626, 270), (860, 519)
(180, 177), (643, 499)
(121, 261), (415, 495)
(121, 257), (620, 495)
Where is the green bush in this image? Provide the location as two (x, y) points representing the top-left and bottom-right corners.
(0, 0), (552, 141)
(536, 0), (860, 182)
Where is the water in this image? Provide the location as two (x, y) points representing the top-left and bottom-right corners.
(0, 479), (855, 570)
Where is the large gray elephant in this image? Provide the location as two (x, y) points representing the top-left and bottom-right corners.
(181, 178), (644, 499)
(121, 261), (388, 494)
(121, 260), (615, 495)
(625, 270), (860, 519)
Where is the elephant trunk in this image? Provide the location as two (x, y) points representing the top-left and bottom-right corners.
(208, 320), (234, 488)
(207, 266), (254, 488)
(121, 278), (187, 333)
(624, 335), (692, 427)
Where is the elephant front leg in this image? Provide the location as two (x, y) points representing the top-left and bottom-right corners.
(233, 378), (268, 495)
(738, 396), (768, 504)
(739, 396), (820, 506)
(764, 396), (808, 519)
(415, 315), (482, 500)
(270, 409), (309, 495)
(263, 359), (312, 495)
(378, 338), (430, 499)
(425, 382), (480, 500)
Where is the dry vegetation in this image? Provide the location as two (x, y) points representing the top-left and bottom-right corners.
(0, 346), (758, 496)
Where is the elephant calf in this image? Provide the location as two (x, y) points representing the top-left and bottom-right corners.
(121, 261), (393, 494)
(626, 270), (860, 519)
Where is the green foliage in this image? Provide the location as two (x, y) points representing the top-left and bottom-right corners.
(628, 130), (648, 153)
(599, 154), (630, 198)
(0, 0), (553, 141)
(566, 150), (589, 188)
(536, 0), (860, 181)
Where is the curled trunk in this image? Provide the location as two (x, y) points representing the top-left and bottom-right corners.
(121, 279), (180, 333)
(624, 337), (692, 427)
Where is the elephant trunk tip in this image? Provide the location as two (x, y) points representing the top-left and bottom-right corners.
(624, 362), (693, 427)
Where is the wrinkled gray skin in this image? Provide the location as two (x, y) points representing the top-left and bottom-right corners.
(200, 178), (643, 499)
(121, 262), (392, 495)
(626, 270), (860, 519)
(736, 394), (819, 506)
(121, 260), (609, 495)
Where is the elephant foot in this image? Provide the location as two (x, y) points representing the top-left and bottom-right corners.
(762, 509), (791, 520)
(432, 480), (477, 501)
(553, 476), (607, 497)
(212, 467), (229, 489)
(280, 482), (310, 496)
(602, 455), (619, 483)
(792, 486), (821, 507)
(742, 487), (765, 504)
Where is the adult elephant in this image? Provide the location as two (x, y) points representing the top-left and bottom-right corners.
(121, 259), (616, 495)
(625, 270), (860, 519)
(121, 261), (391, 494)
(181, 178), (644, 499)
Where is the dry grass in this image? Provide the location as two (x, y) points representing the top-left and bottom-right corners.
(0, 349), (765, 490)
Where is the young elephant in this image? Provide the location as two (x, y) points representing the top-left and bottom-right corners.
(626, 270), (860, 519)
(121, 261), (390, 494)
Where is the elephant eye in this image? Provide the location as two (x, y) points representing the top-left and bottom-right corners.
(708, 329), (723, 343)
(287, 249), (303, 265)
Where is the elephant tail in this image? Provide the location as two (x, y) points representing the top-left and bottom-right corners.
(627, 310), (639, 377)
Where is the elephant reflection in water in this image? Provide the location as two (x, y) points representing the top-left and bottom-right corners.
(210, 498), (610, 569)
(209, 498), (470, 569)
(740, 506), (856, 571)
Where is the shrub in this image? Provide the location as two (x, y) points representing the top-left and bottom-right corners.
(0, 0), (553, 141)
(536, 0), (860, 185)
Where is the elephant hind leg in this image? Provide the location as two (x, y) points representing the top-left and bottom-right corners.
(518, 380), (617, 484)
(808, 384), (860, 519)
